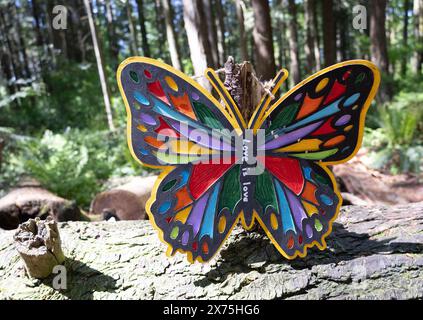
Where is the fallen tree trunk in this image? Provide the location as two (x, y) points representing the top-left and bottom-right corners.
(0, 202), (422, 299)
(0, 183), (82, 230)
(90, 175), (157, 220)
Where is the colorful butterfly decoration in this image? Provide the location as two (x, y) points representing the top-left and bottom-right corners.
(117, 57), (380, 263)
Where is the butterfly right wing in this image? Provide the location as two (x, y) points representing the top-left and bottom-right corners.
(251, 159), (340, 259)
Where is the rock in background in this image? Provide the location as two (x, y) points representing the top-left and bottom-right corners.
(0, 203), (422, 299)
(0, 181), (83, 230)
(90, 175), (157, 220)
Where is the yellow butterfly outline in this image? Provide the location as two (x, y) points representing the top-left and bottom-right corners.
(117, 57), (380, 263)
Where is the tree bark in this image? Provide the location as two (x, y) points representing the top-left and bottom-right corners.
(83, 0), (115, 131)
(126, 0), (139, 56)
(413, 0), (423, 74)
(251, 0), (276, 80)
(370, 0), (390, 74)
(286, 0), (301, 83)
(214, 0), (226, 65)
(223, 57), (263, 122)
(304, 0), (317, 74)
(1, 203), (422, 299)
(202, 0), (219, 68)
(161, 0), (183, 71)
(13, 217), (65, 279)
(322, 0), (336, 66)
(0, 6), (21, 81)
(136, 0), (151, 57)
(401, 0), (410, 75)
(182, 0), (214, 83)
(104, 0), (119, 64)
(336, 3), (349, 61)
(369, 0), (391, 102)
(154, 0), (167, 58)
(235, 0), (248, 62)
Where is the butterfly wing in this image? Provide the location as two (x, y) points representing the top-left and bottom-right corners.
(255, 60), (380, 163)
(118, 57), (245, 262)
(117, 57), (241, 168)
(148, 162), (243, 262)
(249, 60), (379, 258)
(251, 159), (340, 258)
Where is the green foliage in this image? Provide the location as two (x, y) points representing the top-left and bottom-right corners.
(0, 129), (152, 208)
(363, 92), (423, 174)
(0, 61), (110, 134)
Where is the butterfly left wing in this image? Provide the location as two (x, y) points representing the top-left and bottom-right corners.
(117, 57), (242, 168)
(248, 60), (379, 258)
(118, 57), (247, 263)
(148, 162), (243, 263)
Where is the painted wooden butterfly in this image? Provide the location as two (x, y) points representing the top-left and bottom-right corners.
(117, 57), (380, 263)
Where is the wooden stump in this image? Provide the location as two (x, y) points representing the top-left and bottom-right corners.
(223, 56), (264, 121)
(13, 217), (65, 279)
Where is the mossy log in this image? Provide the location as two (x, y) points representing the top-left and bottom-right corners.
(0, 203), (422, 299)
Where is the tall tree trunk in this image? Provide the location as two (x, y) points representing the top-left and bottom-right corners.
(44, 0), (57, 66)
(104, 0), (119, 64)
(154, 0), (166, 58)
(12, 3), (31, 78)
(369, 0), (391, 102)
(31, 0), (45, 68)
(0, 7), (20, 81)
(83, 0), (115, 131)
(322, 0), (336, 66)
(161, 0), (183, 71)
(273, 0), (284, 69)
(182, 0), (214, 79)
(0, 45), (17, 96)
(304, 0), (316, 73)
(312, 0), (322, 69)
(202, 0), (219, 67)
(401, 0), (410, 75)
(136, 0), (151, 57)
(214, 0), (226, 65)
(413, 0), (423, 74)
(286, 0), (301, 83)
(126, 0), (139, 56)
(236, 0), (248, 62)
(336, 3), (349, 61)
(67, 0), (86, 63)
(251, 0), (276, 80)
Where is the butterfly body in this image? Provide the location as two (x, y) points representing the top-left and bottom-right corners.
(118, 57), (380, 263)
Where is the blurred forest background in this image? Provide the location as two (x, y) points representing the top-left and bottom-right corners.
(0, 0), (422, 213)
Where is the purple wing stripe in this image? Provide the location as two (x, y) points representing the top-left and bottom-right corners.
(285, 187), (308, 231)
(168, 118), (234, 151)
(261, 121), (323, 150)
(186, 191), (210, 237)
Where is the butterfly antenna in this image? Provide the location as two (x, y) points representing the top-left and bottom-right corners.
(249, 69), (289, 131)
(205, 68), (247, 129)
